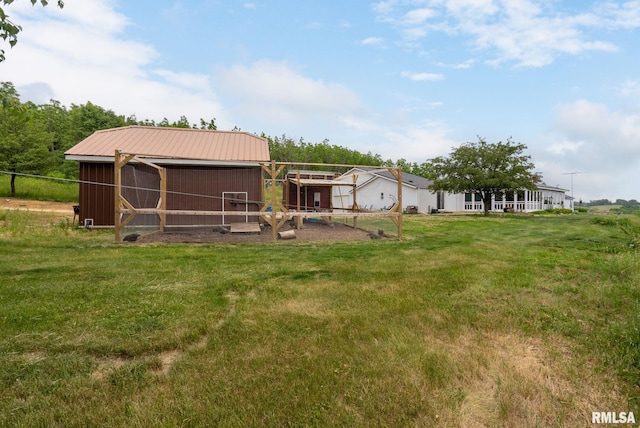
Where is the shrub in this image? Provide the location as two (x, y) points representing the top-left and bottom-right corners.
(618, 217), (640, 250)
(590, 216), (621, 227)
(532, 208), (574, 215)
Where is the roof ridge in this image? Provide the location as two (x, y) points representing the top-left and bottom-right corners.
(94, 125), (264, 139)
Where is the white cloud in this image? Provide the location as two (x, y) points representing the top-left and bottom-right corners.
(402, 8), (436, 25)
(444, 0), (499, 17)
(377, 120), (459, 162)
(620, 79), (640, 98)
(401, 71), (445, 81)
(553, 100), (640, 160)
(215, 60), (363, 125)
(546, 140), (584, 156)
(2, 0), (460, 162)
(372, 0), (636, 67)
(596, 0), (640, 28)
(360, 37), (385, 47)
(436, 59), (474, 69)
(539, 99), (640, 200)
(2, 0), (230, 125)
(6, 0), (129, 33)
(213, 59), (458, 162)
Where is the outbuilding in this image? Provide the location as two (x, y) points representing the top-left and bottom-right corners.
(282, 170), (339, 212)
(333, 167), (433, 213)
(64, 126), (270, 228)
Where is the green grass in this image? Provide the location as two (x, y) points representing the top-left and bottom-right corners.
(0, 175), (78, 202)
(1, 211), (639, 426)
(588, 204), (622, 213)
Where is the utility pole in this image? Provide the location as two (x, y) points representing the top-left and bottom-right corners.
(563, 171), (581, 212)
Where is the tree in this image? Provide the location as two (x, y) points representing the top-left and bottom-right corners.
(1, 0), (64, 62)
(264, 133), (384, 169)
(429, 137), (539, 216)
(66, 102), (127, 143)
(0, 82), (52, 195)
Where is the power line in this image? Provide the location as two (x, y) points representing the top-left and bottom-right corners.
(0, 170), (342, 212)
(562, 171), (582, 211)
(0, 169), (263, 204)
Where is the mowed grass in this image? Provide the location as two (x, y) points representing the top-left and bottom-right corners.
(1, 210), (639, 426)
(0, 175), (78, 202)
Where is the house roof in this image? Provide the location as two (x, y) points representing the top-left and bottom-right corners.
(64, 126), (270, 163)
(344, 167), (432, 189)
(536, 183), (569, 192)
(374, 169), (432, 189)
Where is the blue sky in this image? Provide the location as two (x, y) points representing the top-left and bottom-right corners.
(3, 0), (640, 202)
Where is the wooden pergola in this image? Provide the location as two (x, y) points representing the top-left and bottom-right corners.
(114, 152), (403, 242)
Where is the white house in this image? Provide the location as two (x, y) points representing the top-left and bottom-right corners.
(440, 183), (569, 213)
(332, 167), (569, 214)
(332, 168), (436, 213)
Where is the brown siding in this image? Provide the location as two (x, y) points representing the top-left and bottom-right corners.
(166, 166), (263, 225)
(285, 184), (332, 211)
(79, 162), (114, 227)
(78, 163), (263, 227)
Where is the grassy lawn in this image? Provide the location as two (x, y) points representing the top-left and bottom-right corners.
(0, 175), (78, 202)
(587, 205), (622, 213)
(1, 210), (639, 426)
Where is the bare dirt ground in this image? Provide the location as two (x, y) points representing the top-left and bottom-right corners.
(0, 199), (390, 243)
(0, 198), (75, 213)
(134, 220), (389, 244)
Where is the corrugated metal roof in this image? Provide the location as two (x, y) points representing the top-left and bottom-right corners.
(65, 126), (270, 162)
(373, 169), (432, 189)
(346, 167), (433, 189)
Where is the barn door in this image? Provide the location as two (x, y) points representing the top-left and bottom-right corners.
(222, 192), (248, 225)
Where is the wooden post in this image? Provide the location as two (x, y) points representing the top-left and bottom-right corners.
(396, 166), (403, 239)
(387, 166), (403, 239)
(114, 150), (138, 242)
(260, 161), (287, 241)
(295, 170), (302, 229)
(114, 150), (122, 242)
(352, 173), (359, 229)
(159, 167), (167, 232)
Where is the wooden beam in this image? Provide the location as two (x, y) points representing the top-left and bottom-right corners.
(388, 166), (403, 239)
(114, 150), (135, 242)
(159, 167), (167, 232)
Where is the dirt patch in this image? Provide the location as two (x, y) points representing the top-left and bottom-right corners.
(133, 221), (391, 244)
(0, 199), (395, 244)
(452, 332), (625, 427)
(0, 198), (75, 213)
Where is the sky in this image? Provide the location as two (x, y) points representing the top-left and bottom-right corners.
(2, 0), (640, 202)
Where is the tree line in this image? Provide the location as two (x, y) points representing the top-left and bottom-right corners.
(1, 81), (436, 196)
(0, 82), (224, 194)
(1, 80), (548, 214)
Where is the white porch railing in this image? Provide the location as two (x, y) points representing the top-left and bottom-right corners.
(463, 200), (546, 212)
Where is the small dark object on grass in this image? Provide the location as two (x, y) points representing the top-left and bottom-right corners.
(123, 233), (140, 242)
(368, 232), (381, 239)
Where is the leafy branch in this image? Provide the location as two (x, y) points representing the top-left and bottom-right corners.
(0, 0), (64, 62)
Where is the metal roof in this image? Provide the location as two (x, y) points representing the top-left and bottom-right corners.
(289, 178), (355, 187)
(343, 167), (433, 189)
(372, 169), (432, 189)
(64, 126), (270, 163)
(536, 183), (569, 192)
